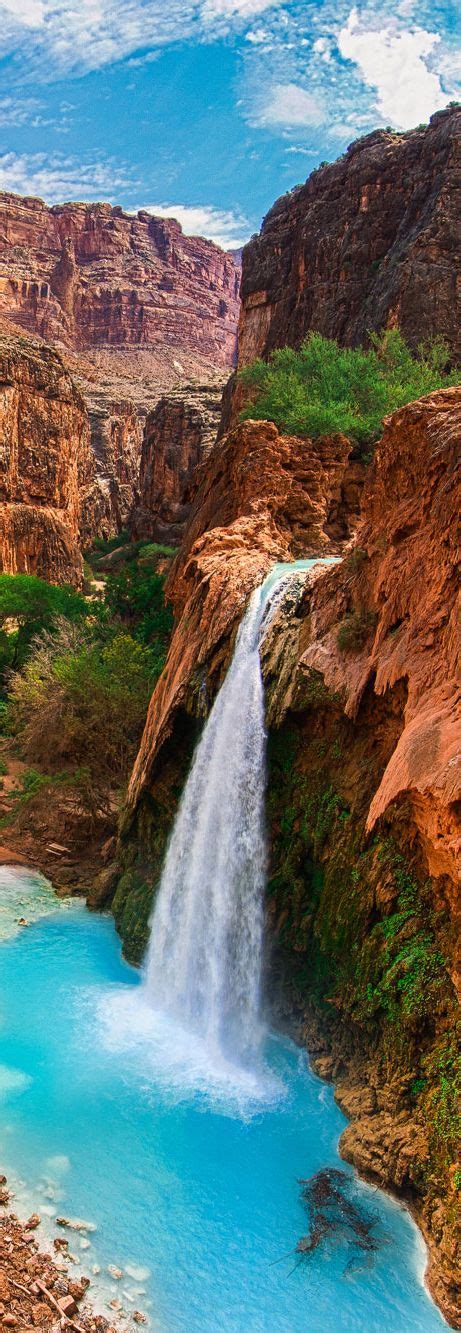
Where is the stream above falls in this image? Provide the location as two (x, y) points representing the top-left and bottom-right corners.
(0, 869), (446, 1333)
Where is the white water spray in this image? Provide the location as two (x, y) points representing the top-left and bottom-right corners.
(144, 559), (335, 1069)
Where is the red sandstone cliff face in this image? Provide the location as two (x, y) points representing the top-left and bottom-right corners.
(292, 387), (461, 902)
(130, 384), (225, 545)
(127, 419), (364, 806)
(0, 321), (94, 583)
(0, 194), (241, 533)
(0, 196), (240, 367)
(237, 108), (460, 373)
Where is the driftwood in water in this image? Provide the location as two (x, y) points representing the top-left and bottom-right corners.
(295, 1167), (381, 1273)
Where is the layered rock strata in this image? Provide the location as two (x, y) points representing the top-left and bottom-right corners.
(0, 321), (94, 583)
(0, 194), (241, 531)
(0, 196), (240, 367)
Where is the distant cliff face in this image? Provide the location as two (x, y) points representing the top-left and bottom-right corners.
(0, 321), (93, 583)
(0, 196), (240, 367)
(130, 383), (225, 545)
(237, 108), (460, 371)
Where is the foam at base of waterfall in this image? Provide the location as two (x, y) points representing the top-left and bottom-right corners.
(97, 986), (285, 1116)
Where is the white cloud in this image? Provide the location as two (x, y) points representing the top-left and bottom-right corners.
(201, 0), (282, 15)
(338, 9), (451, 128)
(245, 28), (271, 44)
(0, 151), (132, 201)
(0, 0), (286, 79)
(0, 0), (44, 26)
(135, 203), (251, 249)
(0, 96), (43, 126)
(252, 82), (323, 128)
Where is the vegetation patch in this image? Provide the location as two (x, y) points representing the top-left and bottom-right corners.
(0, 541), (174, 823)
(239, 329), (458, 451)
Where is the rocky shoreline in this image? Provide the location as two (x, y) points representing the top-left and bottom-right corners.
(0, 1189), (119, 1332)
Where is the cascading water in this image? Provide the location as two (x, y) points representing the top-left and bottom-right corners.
(144, 582), (268, 1065)
(144, 559), (335, 1068)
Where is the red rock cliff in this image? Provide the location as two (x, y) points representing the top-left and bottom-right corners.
(0, 320), (94, 583)
(237, 108), (460, 371)
(275, 386), (461, 901)
(0, 197), (240, 367)
(0, 194), (241, 534)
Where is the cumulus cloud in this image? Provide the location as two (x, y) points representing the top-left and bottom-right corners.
(0, 151), (133, 201)
(252, 82), (323, 128)
(338, 8), (451, 127)
(134, 203), (251, 248)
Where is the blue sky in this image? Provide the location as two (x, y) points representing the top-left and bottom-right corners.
(0, 0), (459, 248)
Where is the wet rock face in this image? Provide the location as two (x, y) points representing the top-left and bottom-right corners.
(238, 108), (460, 371)
(130, 384), (225, 545)
(0, 196), (240, 367)
(0, 321), (94, 583)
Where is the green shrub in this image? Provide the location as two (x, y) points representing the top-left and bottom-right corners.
(239, 329), (458, 448)
(0, 573), (87, 676)
(104, 563), (173, 671)
(7, 623), (155, 788)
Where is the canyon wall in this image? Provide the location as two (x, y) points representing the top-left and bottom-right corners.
(0, 321), (94, 583)
(0, 194), (241, 535)
(0, 195), (240, 366)
(237, 107), (460, 372)
(130, 383), (226, 545)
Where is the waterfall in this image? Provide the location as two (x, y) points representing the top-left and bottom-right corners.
(144, 559), (335, 1070)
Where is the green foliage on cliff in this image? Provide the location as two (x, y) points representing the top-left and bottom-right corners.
(239, 329), (458, 448)
(337, 610), (377, 653)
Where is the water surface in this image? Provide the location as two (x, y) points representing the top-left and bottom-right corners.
(0, 873), (445, 1332)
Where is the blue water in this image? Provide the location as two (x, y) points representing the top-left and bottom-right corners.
(0, 881), (445, 1332)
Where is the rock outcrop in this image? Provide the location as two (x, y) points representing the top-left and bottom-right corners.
(0, 320), (93, 583)
(0, 196), (240, 366)
(237, 107), (460, 372)
(126, 419), (364, 808)
(130, 382), (226, 545)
